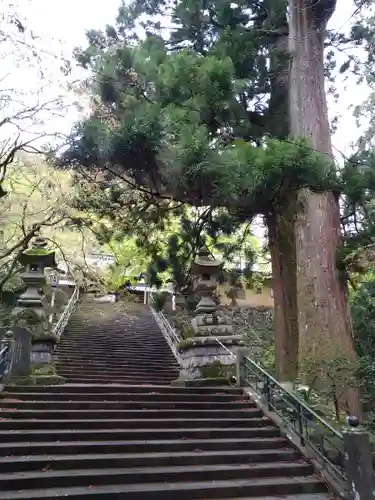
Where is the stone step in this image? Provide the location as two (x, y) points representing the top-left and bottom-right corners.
(201, 496), (331, 500)
(58, 369), (178, 376)
(57, 336), (173, 342)
(58, 379), (178, 386)
(59, 337), (172, 343)
(55, 365), (179, 374)
(56, 370), (179, 380)
(54, 364), (179, 372)
(55, 363), (178, 371)
(0, 400), (254, 410)
(0, 408), (264, 420)
(0, 476), (329, 499)
(56, 347), (174, 355)
(56, 360), (178, 369)
(56, 349), (176, 357)
(59, 331), (167, 336)
(62, 327), (162, 332)
(0, 437), (288, 456)
(0, 462), (314, 491)
(60, 340), (168, 344)
(60, 339), (167, 343)
(60, 328), (167, 333)
(57, 342), (171, 358)
(62, 334), (166, 338)
(57, 376), (178, 384)
(56, 360), (177, 369)
(0, 417), (267, 430)
(60, 328), (162, 331)
(57, 373), (178, 385)
(56, 350), (178, 357)
(0, 448), (300, 474)
(55, 353), (177, 362)
(2, 392), (247, 402)
(56, 346), (176, 353)
(55, 356), (178, 364)
(0, 426), (280, 443)
(5, 385), (242, 394)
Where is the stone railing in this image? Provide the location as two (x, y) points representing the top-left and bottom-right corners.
(53, 285), (80, 341)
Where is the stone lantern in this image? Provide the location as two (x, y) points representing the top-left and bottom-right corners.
(177, 248), (245, 384)
(190, 248), (232, 336)
(14, 237), (56, 317)
(12, 237), (61, 378)
(191, 248), (220, 316)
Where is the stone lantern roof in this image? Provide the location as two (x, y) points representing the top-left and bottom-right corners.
(191, 248), (221, 276)
(19, 236), (57, 269)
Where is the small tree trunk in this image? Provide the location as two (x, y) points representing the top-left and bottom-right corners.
(267, 209), (299, 383)
(288, 0), (361, 415)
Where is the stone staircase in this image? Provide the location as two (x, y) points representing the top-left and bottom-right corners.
(55, 300), (180, 385)
(0, 299), (333, 499)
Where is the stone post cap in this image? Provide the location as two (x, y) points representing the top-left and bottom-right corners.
(343, 427), (367, 435)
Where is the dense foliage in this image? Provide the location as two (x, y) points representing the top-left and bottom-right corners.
(60, 0), (375, 286)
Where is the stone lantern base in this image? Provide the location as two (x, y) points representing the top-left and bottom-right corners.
(176, 335), (245, 384)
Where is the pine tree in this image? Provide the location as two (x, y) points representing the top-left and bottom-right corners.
(61, 0), (368, 412)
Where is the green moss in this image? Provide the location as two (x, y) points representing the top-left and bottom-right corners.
(23, 249), (54, 256)
(178, 338), (194, 350)
(30, 363), (57, 376)
(185, 377), (234, 387)
(199, 360), (235, 379)
(13, 309), (42, 326)
(181, 326), (195, 339)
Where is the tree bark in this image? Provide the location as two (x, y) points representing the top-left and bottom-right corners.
(288, 0), (361, 415)
(266, 9), (300, 384)
(267, 209), (298, 382)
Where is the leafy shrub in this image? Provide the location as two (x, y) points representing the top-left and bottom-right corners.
(153, 292), (168, 311)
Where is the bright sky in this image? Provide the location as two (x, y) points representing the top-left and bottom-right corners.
(13, 0), (370, 158)
(0, 0), (369, 161)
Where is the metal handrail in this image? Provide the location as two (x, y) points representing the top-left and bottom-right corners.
(53, 286), (80, 340)
(0, 345), (9, 382)
(214, 337), (236, 358)
(213, 338), (346, 480)
(149, 293), (181, 363)
(242, 355), (346, 479)
(244, 355), (343, 437)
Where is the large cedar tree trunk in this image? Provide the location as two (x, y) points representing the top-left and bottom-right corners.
(267, 209), (298, 382)
(288, 0), (361, 414)
(267, 14), (300, 383)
